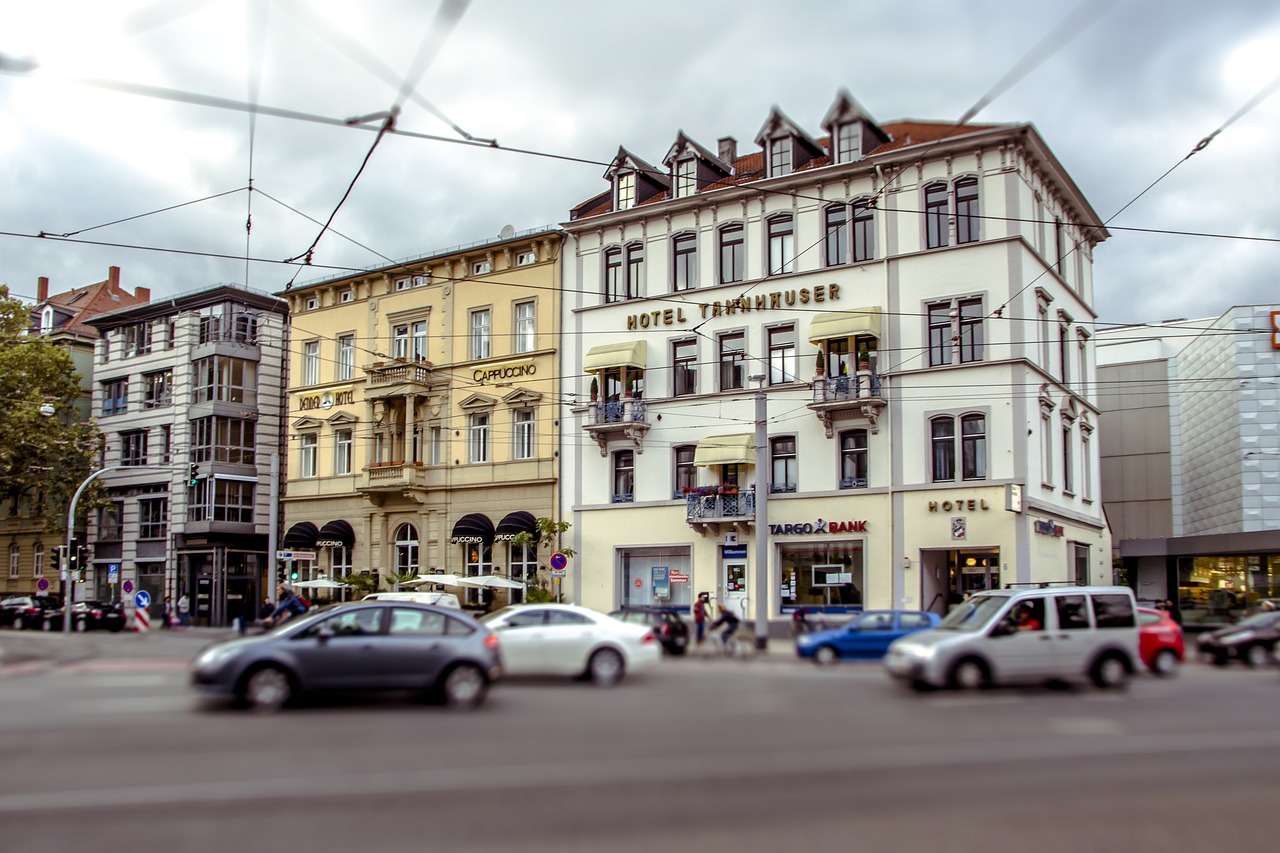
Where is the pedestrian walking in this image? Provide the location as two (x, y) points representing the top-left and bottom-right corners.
(238, 592), (256, 636)
(693, 591), (710, 645)
(177, 594), (190, 628)
(161, 596), (173, 629)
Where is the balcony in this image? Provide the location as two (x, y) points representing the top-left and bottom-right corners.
(685, 489), (756, 537)
(584, 396), (650, 456)
(364, 360), (434, 400)
(357, 461), (428, 506)
(808, 369), (886, 437)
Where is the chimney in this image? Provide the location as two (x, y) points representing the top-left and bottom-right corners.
(717, 136), (737, 167)
(135, 286), (151, 302)
(37, 277), (48, 302)
(108, 266), (121, 290)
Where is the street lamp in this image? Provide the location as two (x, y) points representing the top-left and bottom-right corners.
(749, 372), (769, 651)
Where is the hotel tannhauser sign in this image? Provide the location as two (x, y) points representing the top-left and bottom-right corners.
(626, 284), (843, 330)
(928, 498), (991, 512)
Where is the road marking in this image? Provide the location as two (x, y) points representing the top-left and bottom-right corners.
(1049, 716), (1126, 737)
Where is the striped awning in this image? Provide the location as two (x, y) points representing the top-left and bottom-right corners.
(583, 340), (647, 373)
(807, 307), (882, 343)
(693, 434), (757, 467)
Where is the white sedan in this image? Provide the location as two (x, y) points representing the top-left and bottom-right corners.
(481, 604), (661, 686)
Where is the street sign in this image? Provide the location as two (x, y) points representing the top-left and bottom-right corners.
(276, 550), (317, 561)
(134, 590), (151, 610)
(550, 568), (566, 578)
(122, 579), (134, 594)
(36, 578), (49, 592)
(550, 552), (568, 571)
(108, 564), (119, 583)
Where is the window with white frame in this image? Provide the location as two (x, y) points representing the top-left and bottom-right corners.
(824, 204), (848, 267)
(718, 331), (745, 391)
(395, 277), (412, 291)
(675, 158), (695, 198)
(1041, 411), (1054, 486)
(472, 259), (492, 275)
(121, 430), (148, 466)
(430, 426), (443, 466)
(836, 123), (862, 163)
(767, 215), (795, 275)
(395, 524), (419, 575)
(331, 546), (352, 580)
(143, 370), (173, 408)
(768, 138), (792, 176)
(469, 413), (490, 463)
(411, 321), (427, 361)
(928, 298), (984, 367)
(770, 436), (797, 493)
(955, 177), (980, 244)
(612, 450), (634, 502)
(672, 233), (697, 291)
(719, 224), (745, 284)
(925, 182), (949, 249)
(337, 334), (354, 381)
(300, 434), (317, 478)
(305, 296), (319, 311)
(470, 309), (491, 360)
(931, 413), (987, 482)
(334, 429), (352, 475)
(514, 301), (535, 354)
(616, 172), (635, 210)
(340, 290), (354, 303)
(303, 341), (320, 385)
(516, 251), (536, 266)
(672, 338), (697, 396)
(1080, 425), (1093, 500)
(768, 325), (796, 385)
(392, 324), (409, 359)
(1062, 420), (1075, 494)
(8, 543), (18, 578)
(33, 543), (43, 578)
(840, 429), (868, 489)
(513, 409), (534, 460)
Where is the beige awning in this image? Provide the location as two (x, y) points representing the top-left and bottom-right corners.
(693, 433), (757, 467)
(807, 307), (882, 343)
(583, 340), (647, 373)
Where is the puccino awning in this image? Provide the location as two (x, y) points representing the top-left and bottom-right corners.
(583, 340), (647, 373)
(693, 434), (757, 467)
(495, 511), (538, 541)
(282, 521), (318, 549)
(450, 513), (495, 543)
(316, 519), (355, 548)
(807, 307), (882, 343)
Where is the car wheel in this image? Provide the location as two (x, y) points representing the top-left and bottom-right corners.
(1245, 645), (1271, 669)
(588, 648), (625, 687)
(75, 619), (88, 633)
(41, 618), (52, 632)
(1090, 653), (1130, 689)
(948, 657), (990, 690)
(441, 665), (487, 711)
(108, 624), (123, 634)
(813, 645), (840, 667)
(242, 666), (292, 712)
(1151, 648), (1179, 677)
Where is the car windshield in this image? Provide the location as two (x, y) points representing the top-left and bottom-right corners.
(937, 595), (1009, 632)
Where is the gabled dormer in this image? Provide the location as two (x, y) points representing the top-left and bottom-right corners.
(662, 131), (733, 199)
(603, 147), (670, 212)
(754, 106), (824, 178)
(821, 89), (891, 165)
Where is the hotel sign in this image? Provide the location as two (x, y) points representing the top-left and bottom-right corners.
(928, 498), (991, 512)
(626, 284), (843, 330)
(298, 388), (354, 411)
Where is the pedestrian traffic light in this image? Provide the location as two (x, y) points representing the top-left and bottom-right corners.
(276, 567), (286, 583)
(188, 462), (200, 486)
(290, 570), (299, 581)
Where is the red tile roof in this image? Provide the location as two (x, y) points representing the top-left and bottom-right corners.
(35, 267), (149, 338)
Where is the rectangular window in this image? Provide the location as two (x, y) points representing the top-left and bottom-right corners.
(303, 341), (320, 385)
(836, 123), (861, 163)
(1077, 338), (1088, 392)
(613, 450), (634, 502)
(767, 217), (795, 275)
(392, 325), (409, 359)
(674, 445), (697, 496)
(516, 252), (536, 266)
(99, 501), (124, 541)
(955, 177), (979, 244)
(335, 429), (352, 475)
(840, 430), (868, 489)
(1041, 414), (1054, 486)
(672, 339), (697, 397)
(1062, 423), (1074, 494)
(769, 138), (792, 176)
(1039, 301), (1052, 370)
(470, 310), (491, 360)
(411, 321), (428, 362)
(340, 290), (354, 303)
(159, 424), (172, 464)
(337, 335), (354, 381)
(931, 417), (956, 482)
(719, 224), (744, 284)
(625, 243), (644, 299)
(675, 158), (695, 198)
(33, 544), (43, 578)
(102, 378), (128, 417)
(824, 205), (848, 267)
(7, 545), (17, 578)
(430, 426), (443, 466)
(961, 414), (987, 480)
(770, 436), (797, 493)
(197, 479), (254, 524)
(143, 370), (173, 408)
(617, 173), (635, 210)
(768, 325), (796, 385)
(1055, 218), (1065, 275)
(193, 357), (254, 405)
(138, 497), (168, 539)
(469, 413), (490, 463)
(958, 299), (984, 363)
(395, 277), (411, 291)
(513, 410), (534, 460)
(514, 302), (536, 354)
(191, 417), (255, 465)
(1081, 430), (1093, 500)
(672, 233), (697, 291)
(472, 260), (492, 275)
(300, 434), (317, 478)
(121, 431), (148, 467)
(928, 303), (953, 367)
(718, 332), (745, 391)
(925, 183), (949, 249)
(604, 247), (623, 302)
(852, 201), (874, 262)
(123, 321), (152, 357)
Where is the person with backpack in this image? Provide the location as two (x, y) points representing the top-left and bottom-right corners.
(263, 585), (309, 628)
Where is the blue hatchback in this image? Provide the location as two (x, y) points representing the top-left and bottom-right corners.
(796, 610), (941, 664)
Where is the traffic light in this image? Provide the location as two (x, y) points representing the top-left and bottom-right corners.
(276, 567), (286, 583)
(290, 570), (299, 581)
(188, 462), (200, 486)
(67, 538), (79, 574)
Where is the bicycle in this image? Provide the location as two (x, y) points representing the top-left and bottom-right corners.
(697, 627), (758, 659)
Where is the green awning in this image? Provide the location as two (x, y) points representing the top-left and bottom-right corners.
(693, 433), (757, 467)
(807, 307), (882, 344)
(583, 340), (647, 373)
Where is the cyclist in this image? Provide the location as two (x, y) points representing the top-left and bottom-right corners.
(262, 585), (309, 629)
(708, 603), (740, 651)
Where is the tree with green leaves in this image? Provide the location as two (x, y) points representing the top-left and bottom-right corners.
(0, 286), (103, 536)
(511, 517), (575, 604)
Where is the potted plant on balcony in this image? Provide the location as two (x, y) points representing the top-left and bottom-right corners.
(857, 345), (871, 372)
(589, 376), (598, 402)
(814, 347), (825, 377)
(717, 483), (738, 496)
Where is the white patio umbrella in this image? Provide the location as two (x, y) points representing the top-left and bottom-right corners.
(402, 573), (465, 587)
(291, 578), (348, 590)
(456, 574), (524, 590)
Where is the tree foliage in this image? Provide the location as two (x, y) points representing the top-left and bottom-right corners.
(0, 286), (103, 534)
(512, 517), (574, 603)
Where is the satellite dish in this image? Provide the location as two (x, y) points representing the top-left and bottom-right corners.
(499, 224), (515, 239)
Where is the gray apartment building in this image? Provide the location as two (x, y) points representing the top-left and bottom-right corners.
(86, 284), (289, 626)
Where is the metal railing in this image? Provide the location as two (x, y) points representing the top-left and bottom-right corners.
(686, 491), (756, 520)
(588, 398), (647, 425)
(813, 371), (883, 404)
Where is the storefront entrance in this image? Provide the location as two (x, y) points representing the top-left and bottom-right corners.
(920, 548), (1001, 615)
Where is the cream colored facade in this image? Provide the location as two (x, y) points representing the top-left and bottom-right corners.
(279, 228), (563, 602)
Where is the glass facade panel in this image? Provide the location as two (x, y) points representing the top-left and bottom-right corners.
(780, 541), (865, 609)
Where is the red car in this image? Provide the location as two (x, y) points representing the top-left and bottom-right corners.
(1137, 607), (1184, 676)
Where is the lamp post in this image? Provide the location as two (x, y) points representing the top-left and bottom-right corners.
(749, 373), (769, 650)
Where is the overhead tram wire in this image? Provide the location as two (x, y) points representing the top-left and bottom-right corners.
(243, 0), (270, 289)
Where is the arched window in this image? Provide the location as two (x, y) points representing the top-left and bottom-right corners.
(955, 177), (979, 244)
(852, 200), (874, 262)
(394, 524), (419, 575)
(823, 204), (848, 267)
(925, 182), (949, 249)
(672, 233), (697, 291)
(719, 224), (745, 284)
(961, 414), (987, 480)
(931, 416), (956, 482)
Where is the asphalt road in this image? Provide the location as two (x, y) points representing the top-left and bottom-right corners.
(1, 631), (1278, 852)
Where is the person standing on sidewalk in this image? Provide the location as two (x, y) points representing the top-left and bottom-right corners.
(693, 592), (710, 645)
(177, 594), (191, 628)
(161, 596), (174, 629)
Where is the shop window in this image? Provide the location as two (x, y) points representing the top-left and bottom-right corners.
(779, 541), (864, 610)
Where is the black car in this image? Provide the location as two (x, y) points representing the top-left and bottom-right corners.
(0, 596), (38, 628)
(8, 596), (62, 630)
(1196, 611), (1280, 667)
(610, 607), (689, 656)
(42, 600), (127, 633)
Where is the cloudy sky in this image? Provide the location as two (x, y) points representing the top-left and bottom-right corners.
(1, 0), (1277, 327)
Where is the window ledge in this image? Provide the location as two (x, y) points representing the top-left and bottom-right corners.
(1041, 482), (1055, 491)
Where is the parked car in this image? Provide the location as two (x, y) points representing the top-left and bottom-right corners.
(481, 604), (661, 686)
(190, 602), (501, 711)
(362, 591), (461, 609)
(8, 596), (63, 630)
(797, 610), (941, 665)
(1137, 607), (1184, 676)
(1, 596), (39, 628)
(609, 607), (689, 656)
(42, 600), (127, 633)
(1196, 610), (1280, 668)
(884, 586), (1140, 691)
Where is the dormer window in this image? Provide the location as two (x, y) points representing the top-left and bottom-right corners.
(768, 138), (792, 177)
(836, 123), (862, 163)
(674, 159), (695, 198)
(40, 306), (54, 334)
(617, 172), (636, 210)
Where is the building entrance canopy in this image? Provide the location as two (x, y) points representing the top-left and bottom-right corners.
(317, 520), (355, 548)
(496, 511), (537, 541)
(451, 513), (495, 544)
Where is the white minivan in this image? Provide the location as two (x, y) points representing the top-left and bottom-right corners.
(884, 585), (1140, 690)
